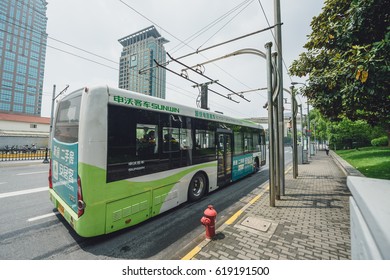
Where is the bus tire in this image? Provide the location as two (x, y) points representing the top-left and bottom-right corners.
(188, 172), (207, 202)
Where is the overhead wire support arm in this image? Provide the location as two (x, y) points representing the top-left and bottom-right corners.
(153, 59), (239, 104)
(181, 24), (281, 61)
(207, 88), (239, 104)
(227, 87), (268, 99)
(167, 53), (250, 102)
(139, 24), (281, 75)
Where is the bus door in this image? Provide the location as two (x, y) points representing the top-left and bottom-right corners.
(217, 132), (232, 186)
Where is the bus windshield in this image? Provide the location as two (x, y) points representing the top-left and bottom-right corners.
(54, 95), (81, 143)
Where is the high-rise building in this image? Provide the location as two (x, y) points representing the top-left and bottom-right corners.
(0, 0), (48, 116)
(118, 26), (168, 99)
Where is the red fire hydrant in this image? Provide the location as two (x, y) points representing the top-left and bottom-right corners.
(200, 205), (217, 239)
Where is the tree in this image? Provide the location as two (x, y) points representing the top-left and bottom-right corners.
(289, 0), (390, 144)
(309, 109), (329, 143)
(309, 109), (387, 149)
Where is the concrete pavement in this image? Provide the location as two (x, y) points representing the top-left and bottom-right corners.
(183, 150), (351, 260)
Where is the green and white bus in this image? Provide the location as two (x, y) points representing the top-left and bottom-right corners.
(49, 86), (266, 237)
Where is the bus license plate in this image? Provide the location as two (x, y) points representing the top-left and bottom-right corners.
(58, 203), (64, 217)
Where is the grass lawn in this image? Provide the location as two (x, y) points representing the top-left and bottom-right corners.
(336, 146), (390, 180)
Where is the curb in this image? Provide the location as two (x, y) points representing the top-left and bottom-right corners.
(0, 160), (48, 167)
(329, 150), (364, 177)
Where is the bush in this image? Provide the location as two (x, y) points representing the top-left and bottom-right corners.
(371, 136), (388, 147)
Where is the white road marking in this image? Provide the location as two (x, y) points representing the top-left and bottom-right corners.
(16, 171), (47, 176)
(0, 186), (47, 199)
(28, 212), (58, 222)
(0, 182), (8, 185)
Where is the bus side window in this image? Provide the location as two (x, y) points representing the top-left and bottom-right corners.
(163, 128), (179, 152)
(244, 132), (253, 153)
(179, 129), (193, 150)
(136, 124), (158, 156)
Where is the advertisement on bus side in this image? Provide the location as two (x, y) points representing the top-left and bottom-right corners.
(51, 139), (78, 213)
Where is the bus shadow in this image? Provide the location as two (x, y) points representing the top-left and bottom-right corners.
(67, 170), (268, 259)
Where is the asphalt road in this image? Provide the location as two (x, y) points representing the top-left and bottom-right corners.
(0, 149), (292, 259)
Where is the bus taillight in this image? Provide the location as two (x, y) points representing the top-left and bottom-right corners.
(77, 175), (86, 217)
(48, 160), (53, 189)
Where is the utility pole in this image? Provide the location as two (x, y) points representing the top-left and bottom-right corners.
(274, 0), (285, 196)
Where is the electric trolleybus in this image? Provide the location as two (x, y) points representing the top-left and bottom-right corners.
(49, 86), (266, 237)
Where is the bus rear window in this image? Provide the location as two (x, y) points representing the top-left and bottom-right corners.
(54, 95), (81, 143)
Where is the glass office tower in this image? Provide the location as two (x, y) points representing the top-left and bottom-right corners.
(118, 26), (168, 99)
(0, 0), (48, 116)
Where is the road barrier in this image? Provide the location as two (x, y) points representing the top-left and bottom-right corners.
(0, 148), (50, 162)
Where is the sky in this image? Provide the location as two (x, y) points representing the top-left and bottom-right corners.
(41, 0), (324, 118)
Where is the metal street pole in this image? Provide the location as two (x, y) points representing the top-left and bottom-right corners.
(299, 104), (304, 163)
(272, 53), (280, 200)
(290, 85), (298, 178)
(50, 85), (69, 132)
(291, 82), (309, 163)
(274, 0), (285, 196)
(50, 84), (56, 133)
(307, 102), (311, 158)
(265, 42), (275, 207)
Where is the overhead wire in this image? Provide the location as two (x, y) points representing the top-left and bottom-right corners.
(1, 4), (202, 110)
(118, 0), (195, 53)
(47, 37), (119, 65)
(2, 20), (251, 118)
(46, 45), (119, 71)
(197, 0), (254, 50)
(0, 26), (119, 71)
(1, 2), (264, 118)
(169, 0), (252, 54)
(0, 14), (119, 66)
(167, 52), (250, 102)
(119, 0), (257, 95)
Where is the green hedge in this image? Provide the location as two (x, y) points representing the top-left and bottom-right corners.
(371, 136), (388, 147)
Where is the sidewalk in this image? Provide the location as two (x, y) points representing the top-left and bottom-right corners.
(185, 151), (351, 260)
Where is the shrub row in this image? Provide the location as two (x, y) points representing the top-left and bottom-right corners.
(371, 136), (388, 147)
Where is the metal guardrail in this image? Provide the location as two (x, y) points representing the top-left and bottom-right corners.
(0, 148), (50, 162)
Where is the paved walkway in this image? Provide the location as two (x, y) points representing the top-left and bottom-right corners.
(185, 151), (351, 260)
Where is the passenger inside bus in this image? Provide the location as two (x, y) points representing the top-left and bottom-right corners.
(137, 127), (157, 156)
(163, 132), (179, 152)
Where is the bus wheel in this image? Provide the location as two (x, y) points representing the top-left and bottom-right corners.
(188, 172), (207, 202)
